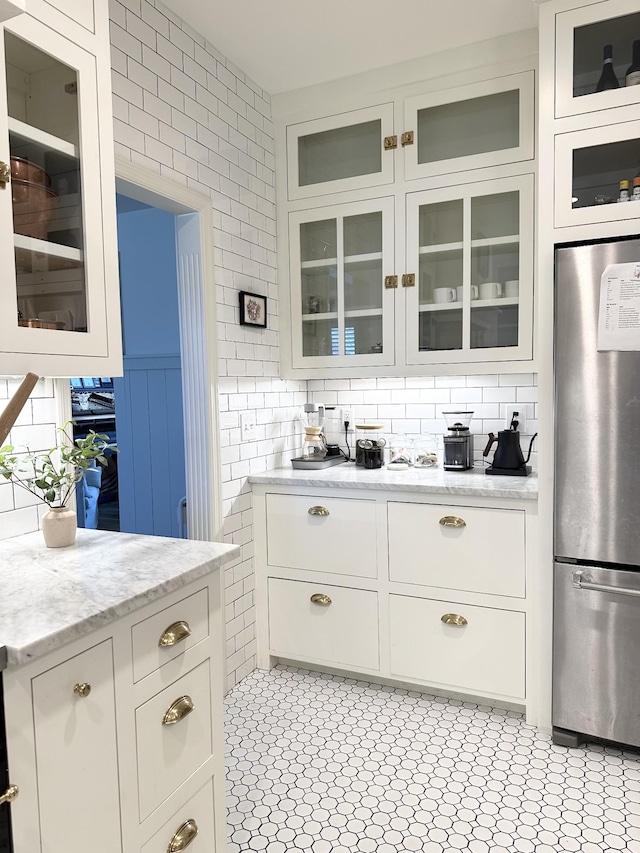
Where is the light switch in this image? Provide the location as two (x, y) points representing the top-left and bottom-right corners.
(240, 412), (257, 441)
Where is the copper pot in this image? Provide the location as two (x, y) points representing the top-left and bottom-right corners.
(12, 179), (58, 240)
(10, 156), (50, 187)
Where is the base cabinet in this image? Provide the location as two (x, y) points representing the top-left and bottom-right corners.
(3, 574), (226, 853)
(255, 484), (537, 714)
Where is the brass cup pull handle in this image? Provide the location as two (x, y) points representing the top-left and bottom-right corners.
(73, 682), (91, 698)
(162, 695), (194, 726)
(441, 613), (468, 627)
(308, 506), (330, 517)
(0, 785), (19, 806)
(310, 593), (332, 606)
(439, 515), (466, 528)
(167, 818), (198, 852)
(158, 620), (192, 647)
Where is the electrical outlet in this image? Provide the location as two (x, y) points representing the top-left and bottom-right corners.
(341, 408), (353, 430)
(240, 412), (257, 441)
(505, 409), (525, 432)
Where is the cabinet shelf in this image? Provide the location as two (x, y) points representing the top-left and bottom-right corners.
(301, 251), (383, 269)
(471, 235), (519, 248)
(9, 116), (79, 159)
(419, 242), (463, 255)
(302, 307), (383, 321)
(15, 233), (83, 271)
(419, 297), (519, 312)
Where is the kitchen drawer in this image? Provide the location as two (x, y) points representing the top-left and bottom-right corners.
(389, 594), (525, 699)
(388, 502), (525, 597)
(266, 493), (377, 578)
(141, 778), (215, 853)
(136, 659), (213, 821)
(131, 588), (209, 683)
(269, 577), (380, 671)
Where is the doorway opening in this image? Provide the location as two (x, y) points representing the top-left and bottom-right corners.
(66, 163), (222, 542)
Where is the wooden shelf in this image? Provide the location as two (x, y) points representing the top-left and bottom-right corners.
(9, 117), (78, 159)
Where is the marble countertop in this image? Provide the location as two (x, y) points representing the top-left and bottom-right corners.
(0, 529), (239, 668)
(250, 463), (538, 500)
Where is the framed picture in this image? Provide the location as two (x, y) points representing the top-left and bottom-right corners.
(239, 290), (267, 328)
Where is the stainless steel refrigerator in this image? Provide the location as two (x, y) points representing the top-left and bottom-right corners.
(554, 237), (640, 749)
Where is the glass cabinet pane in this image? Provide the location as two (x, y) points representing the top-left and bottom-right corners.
(298, 120), (382, 187)
(417, 90), (519, 166)
(572, 137), (639, 209)
(471, 192), (520, 350)
(418, 200), (463, 352)
(572, 12), (640, 98)
(6, 31), (86, 334)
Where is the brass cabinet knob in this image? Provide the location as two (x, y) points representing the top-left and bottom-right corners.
(441, 613), (468, 627)
(73, 682), (91, 698)
(0, 161), (10, 189)
(308, 506), (330, 517)
(310, 593), (332, 606)
(162, 695), (194, 726)
(158, 620), (192, 647)
(439, 515), (466, 528)
(0, 785), (18, 806)
(167, 818), (198, 852)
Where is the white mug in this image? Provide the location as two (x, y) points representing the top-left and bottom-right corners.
(456, 285), (479, 302)
(433, 287), (456, 304)
(479, 281), (502, 300)
(505, 280), (519, 298)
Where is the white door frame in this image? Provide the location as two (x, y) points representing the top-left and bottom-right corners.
(94, 158), (222, 542)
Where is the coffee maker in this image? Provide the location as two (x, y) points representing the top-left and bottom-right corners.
(483, 412), (537, 476)
(442, 411), (474, 471)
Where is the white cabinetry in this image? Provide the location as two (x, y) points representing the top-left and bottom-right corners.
(0, 0), (121, 377)
(254, 483), (539, 716)
(542, 0), (640, 237)
(3, 575), (226, 853)
(276, 48), (537, 378)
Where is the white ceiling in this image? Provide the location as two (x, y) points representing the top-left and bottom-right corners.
(161, 1), (539, 95)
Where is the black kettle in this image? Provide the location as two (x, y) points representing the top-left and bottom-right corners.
(483, 412), (537, 477)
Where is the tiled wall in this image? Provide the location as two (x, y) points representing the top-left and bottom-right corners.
(109, 0), (306, 688)
(308, 374), (539, 470)
(0, 379), (58, 541)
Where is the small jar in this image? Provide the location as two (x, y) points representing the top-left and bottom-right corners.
(355, 425), (385, 466)
(414, 435), (439, 468)
(388, 434), (414, 467)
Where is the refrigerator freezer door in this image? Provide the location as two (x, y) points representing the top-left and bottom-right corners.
(555, 239), (640, 565)
(553, 562), (640, 746)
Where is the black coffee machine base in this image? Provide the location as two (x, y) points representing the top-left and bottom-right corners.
(485, 464), (531, 477)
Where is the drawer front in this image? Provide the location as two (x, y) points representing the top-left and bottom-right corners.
(269, 578), (379, 671)
(266, 493), (377, 578)
(390, 594), (525, 699)
(132, 588), (209, 683)
(32, 640), (121, 853)
(141, 778), (215, 853)
(388, 502), (525, 597)
(136, 660), (212, 821)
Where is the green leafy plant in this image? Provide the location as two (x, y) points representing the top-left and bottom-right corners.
(0, 422), (115, 508)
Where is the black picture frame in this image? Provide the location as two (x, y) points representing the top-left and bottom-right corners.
(239, 290), (267, 328)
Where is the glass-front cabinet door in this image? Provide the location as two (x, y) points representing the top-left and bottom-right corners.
(286, 104), (395, 201)
(555, 0), (640, 118)
(403, 73), (534, 182)
(289, 198), (395, 368)
(405, 175), (533, 365)
(0, 12), (120, 375)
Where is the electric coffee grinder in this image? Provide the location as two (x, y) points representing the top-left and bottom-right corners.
(442, 411), (474, 471)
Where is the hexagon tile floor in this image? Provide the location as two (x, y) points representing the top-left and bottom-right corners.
(224, 666), (640, 853)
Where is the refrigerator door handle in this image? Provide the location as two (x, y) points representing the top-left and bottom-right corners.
(572, 570), (640, 598)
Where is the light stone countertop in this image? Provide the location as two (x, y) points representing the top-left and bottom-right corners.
(249, 463), (538, 500)
(0, 529), (239, 668)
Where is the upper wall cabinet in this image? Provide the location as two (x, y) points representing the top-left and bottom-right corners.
(286, 104), (395, 201)
(403, 73), (535, 181)
(555, 0), (640, 119)
(0, 1), (121, 377)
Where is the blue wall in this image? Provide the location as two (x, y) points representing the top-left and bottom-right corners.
(113, 197), (186, 538)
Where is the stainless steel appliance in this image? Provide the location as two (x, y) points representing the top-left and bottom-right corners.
(442, 411), (474, 471)
(553, 237), (640, 749)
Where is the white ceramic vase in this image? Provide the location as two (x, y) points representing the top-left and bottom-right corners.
(42, 506), (77, 548)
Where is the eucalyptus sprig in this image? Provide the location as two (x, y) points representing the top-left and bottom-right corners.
(0, 421), (114, 508)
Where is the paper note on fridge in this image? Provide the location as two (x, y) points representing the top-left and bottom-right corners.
(597, 262), (640, 351)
